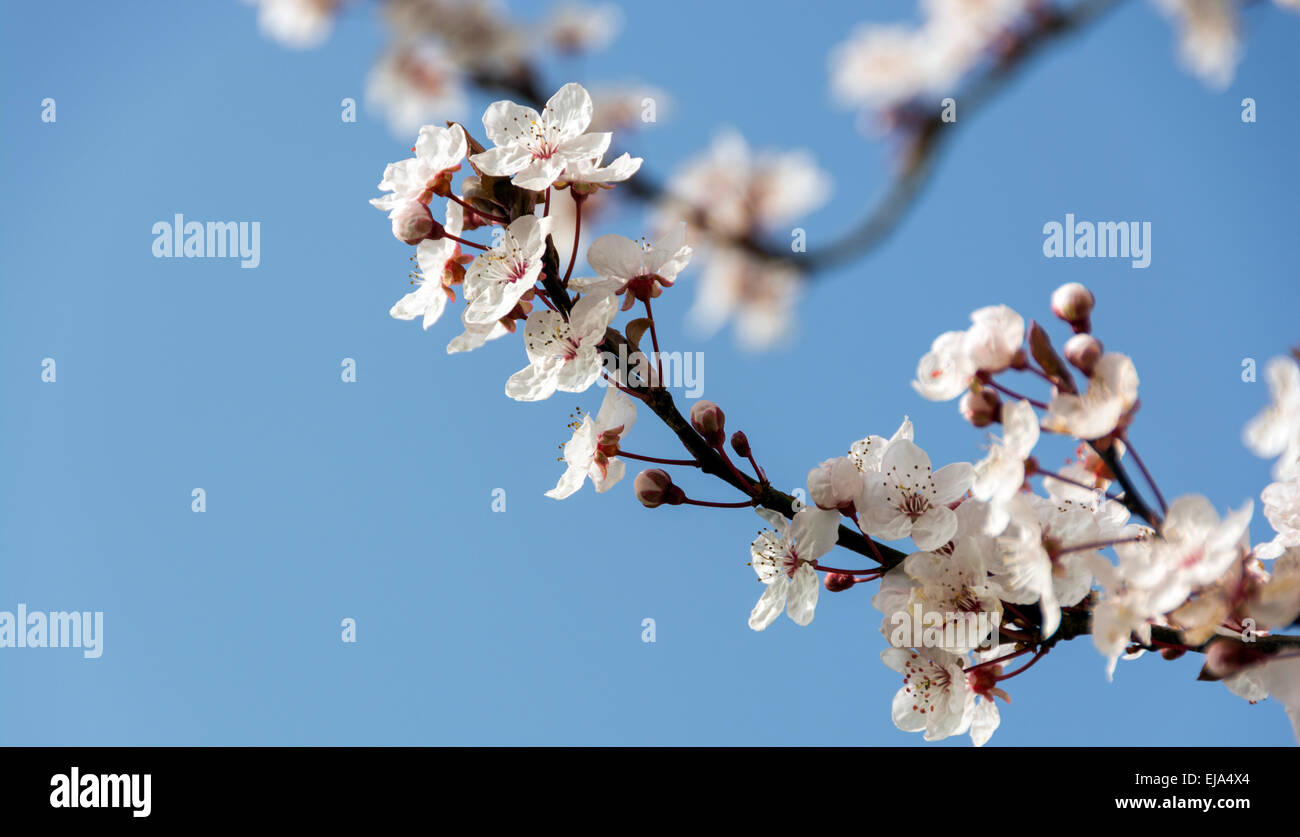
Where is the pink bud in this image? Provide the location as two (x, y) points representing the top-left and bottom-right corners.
(730, 431), (751, 458)
(1050, 282), (1095, 332)
(824, 572), (856, 592)
(391, 201), (434, 245)
(634, 469), (684, 508)
(959, 387), (1002, 428)
(1064, 333), (1103, 376)
(689, 400), (726, 447)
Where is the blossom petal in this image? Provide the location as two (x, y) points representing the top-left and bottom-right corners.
(785, 564), (819, 626)
(748, 578), (788, 631)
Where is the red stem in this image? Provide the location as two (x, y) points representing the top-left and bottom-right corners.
(562, 193), (584, 288)
(1119, 433), (1168, 516)
(446, 192), (506, 223)
(440, 231), (488, 251)
(985, 378), (1049, 410)
(617, 450), (698, 466)
(681, 497), (757, 509)
(643, 297), (664, 385)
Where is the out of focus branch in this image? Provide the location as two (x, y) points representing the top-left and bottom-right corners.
(473, 0), (1128, 278)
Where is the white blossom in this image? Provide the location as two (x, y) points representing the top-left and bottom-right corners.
(1244, 356), (1300, 480)
(1043, 353), (1139, 440)
(546, 385), (637, 499)
(505, 291), (617, 401)
(857, 439), (974, 551)
(390, 202), (465, 329)
(462, 214), (551, 326)
(972, 399), (1039, 536)
(748, 507), (842, 630)
(471, 83), (612, 191)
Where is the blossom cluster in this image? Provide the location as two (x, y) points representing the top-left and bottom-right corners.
(741, 282), (1300, 745)
(830, 0), (1300, 116)
(367, 80), (1300, 747)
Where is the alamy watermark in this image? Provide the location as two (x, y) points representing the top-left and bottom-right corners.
(0, 604), (103, 659)
(598, 345), (704, 397)
(888, 604), (1002, 651)
(152, 214), (260, 268)
(1042, 213), (1150, 268)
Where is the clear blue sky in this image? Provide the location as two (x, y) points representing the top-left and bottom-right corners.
(2, 0), (1298, 745)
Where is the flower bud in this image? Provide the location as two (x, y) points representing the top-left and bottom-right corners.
(808, 457), (863, 511)
(634, 469), (685, 508)
(689, 400), (726, 447)
(959, 387), (1002, 428)
(1064, 333), (1103, 376)
(824, 572), (856, 592)
(391, 201), (435, 245)
(730, 431), (751, 458)
(1050, 282), (1095, 333)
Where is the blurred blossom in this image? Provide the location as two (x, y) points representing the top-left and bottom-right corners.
(830, 1), (1030, 110)
(688, 248), (801, 350)
(385, 0), (527, 74)
(245, 0), (341, 49)
(588, 83), (671, 134)
(830, 24), (939, 110)
(657, 131), (831, 236)
(367, 40), (468, 138)
(1154, 0), (1241, 88)
(654, 131), (830, 350)
(544, 2), (624, 53)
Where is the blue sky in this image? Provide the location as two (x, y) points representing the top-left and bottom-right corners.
(1, 0), (1297, 745)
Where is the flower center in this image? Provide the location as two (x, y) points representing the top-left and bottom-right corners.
(896, 491), (930, 521)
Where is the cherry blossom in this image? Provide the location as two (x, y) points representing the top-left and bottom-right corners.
(1086, 553), (1157, 680)
(653, 131), (829, 348)
(1243, 548), (1300, 631)
(808, 457), (863, 512)
(245, 0), (338, 49)
(849, 416), (914, 473)
(462, 214), (552, 326)
(446, 319), (510, 355)
(1257, 478), (1300, 561)
(1224, 655), (1300, 743)
(553, 152), (642, 194)
(545, 385), (637, 499)
(829, 24), (935, 110)
(1144, 494), (1253, 615)
(366, 40), (468, 138)
(470, 83), (612, 192)
(748, 507), (841, 630)
(964, 304), (1025, 374)
(895, 537), (1004, 653)
(881, 647), (976, 742)
(994, 494), (1098, 638)
(389, 202), (468, 329)
(1245, 356), (1300, 480)
(913, 330), (975, 401)
(543, 2), (623, 53)
(857, 439), (975, 550)
(972, 399), (1039, 536)
(505, 291), (617, 402)
(384, 0), (526, 75)
(370, 123), (468, 214)
(686, 248), (802, 350)
(1154, 0), (1241, 89)
(574, 226), (692, 311)
(1043, 352), (1139, 440)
